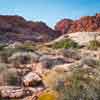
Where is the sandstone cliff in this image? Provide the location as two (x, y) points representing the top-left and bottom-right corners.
(55, 13), (100, 34)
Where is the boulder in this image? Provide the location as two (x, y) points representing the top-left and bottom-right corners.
(60, 48), (81, 60)
(39, 55), (68, 69)
(23, 72), (42, 87)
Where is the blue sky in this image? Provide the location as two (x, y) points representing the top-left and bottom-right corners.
(0, 0), (100, 27)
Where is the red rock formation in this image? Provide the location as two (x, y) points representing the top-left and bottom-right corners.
(55, 19), (73, 34)
(55, 13), (100, 34)
(0, 15), (60, 42)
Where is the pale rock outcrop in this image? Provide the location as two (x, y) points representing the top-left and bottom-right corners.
(68, 32), (100, 45)
(23, 72), (42, 87)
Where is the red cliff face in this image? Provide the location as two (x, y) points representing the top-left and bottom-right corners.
(55, 13), (100, 34)
(0, 15), (60, 42)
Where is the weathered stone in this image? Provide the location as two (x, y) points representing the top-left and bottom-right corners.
(39, 55), (68, 69)
(23, 72), (42, 87)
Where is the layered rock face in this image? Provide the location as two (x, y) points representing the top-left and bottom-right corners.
(55, 13), (100, 34)
(0, 15), (60, 42)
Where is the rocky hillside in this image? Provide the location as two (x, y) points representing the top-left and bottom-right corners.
(0, 31), (100, 100)
(0, 15), (60, 43)
(0, 14), (100, 100)
(55, 13), (100, 34)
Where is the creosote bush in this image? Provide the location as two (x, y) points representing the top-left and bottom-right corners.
(3, 69), (21, 86)
(88, 40), (100, 50)
(52, 38), (79, 49)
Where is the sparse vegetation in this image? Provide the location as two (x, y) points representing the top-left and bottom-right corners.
(0, 32), (100, 100)
(80, 57), (100, 67)
(52, 38), (80, 49)
(54, 63), (100, 100)
(38, 89), (58, 100)
(0, 43), (7, 50)
(88, 40), (100, 50)
(17, 41), (35, 52)
(4, 69), (21, 86)
(0, 63), (7, 73)
(9, 52), (40, 64)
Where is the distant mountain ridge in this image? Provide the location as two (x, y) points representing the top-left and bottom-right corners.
(0, 15), (60, 42)
(0, 14), (100, 43)
(55, 13), (100, 34)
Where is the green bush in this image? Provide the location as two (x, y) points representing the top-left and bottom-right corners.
(88, 40), (100, 50)
(52, 38), (79, 49)
(0, 43), (7, 50)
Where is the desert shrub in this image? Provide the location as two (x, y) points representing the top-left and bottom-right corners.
(0, 63), (8, 85)
(0, 64), (20, 86)
(88, 40), (100, 50)
(42, 70), (59, 88)
(54, 64), (100, 100)
(0, 63), (7, 73)
(38, 89), (58, 100)
(17, 41), (35, 52)
(52, 38), (79, 49)
(0, 51), (9, 63)
(42, 69), (69, 88)
(42, 59), (100, 100)
(4, 68), (21, 86)
(9, 52), (40, 64)
(0, 47), (20, 63)
(4, 47), (20, 54)
(0, 43), (7, 50)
